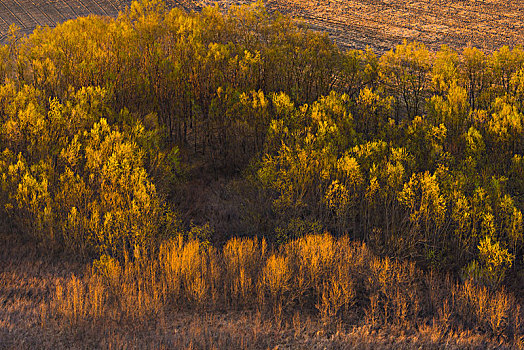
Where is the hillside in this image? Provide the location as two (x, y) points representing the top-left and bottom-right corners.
(262, 0), (524, 53)
(1, 0), (523, 53)
(0, 1), (523, 348)
(0, 0), (190, 41)
(0, 0), (122, 40)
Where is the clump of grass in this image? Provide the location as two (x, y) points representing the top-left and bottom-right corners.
(223, 236), (267, 307)
(49, 233), (523, 346)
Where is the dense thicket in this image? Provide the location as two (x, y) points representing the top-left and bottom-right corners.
(0, 0), (523, 289)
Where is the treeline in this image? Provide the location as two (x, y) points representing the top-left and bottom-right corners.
(0, 0), (523, 288)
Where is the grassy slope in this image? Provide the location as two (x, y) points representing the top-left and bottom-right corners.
(1, 232), (521, 349)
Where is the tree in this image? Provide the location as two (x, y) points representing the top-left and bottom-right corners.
(379, 41), (432, 119)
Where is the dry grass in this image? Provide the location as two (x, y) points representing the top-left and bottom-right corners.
(0, 234), (84, 349)
(26, 233), (522, 349)
(1, 231), (522, 348)
(0, 0), (123, 40)
(0, 0), (196, 42)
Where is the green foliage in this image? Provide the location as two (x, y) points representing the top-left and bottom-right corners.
(379, 41), (432, 118)
(253, 39), (524, 273)
(0, 82), (178, 258)
(464, 236), (515, 287)
(0, 0), (523, 284)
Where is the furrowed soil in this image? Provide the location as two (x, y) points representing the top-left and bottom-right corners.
(1, 0), (522, 54)
(201, 0), (524, 54)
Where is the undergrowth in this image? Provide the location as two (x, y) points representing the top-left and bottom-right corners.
(49, 233), (523, 348)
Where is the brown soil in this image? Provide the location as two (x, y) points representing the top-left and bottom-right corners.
(202, 0), (524, 54)
(0, 0), (123, 40)
(1, 0), (521, 53)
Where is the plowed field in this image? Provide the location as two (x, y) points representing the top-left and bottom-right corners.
(0, 0), (523, 53)
(204, 0), (524, 53)
(0, 0), (123, 40)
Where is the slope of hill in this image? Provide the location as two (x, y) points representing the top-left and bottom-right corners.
(0, 3), (523, 348)
(0, 0), (123, 40)
(1, 0), (522, 53)
(205, 0), (524, 54)
(0, 0), (193, 41)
